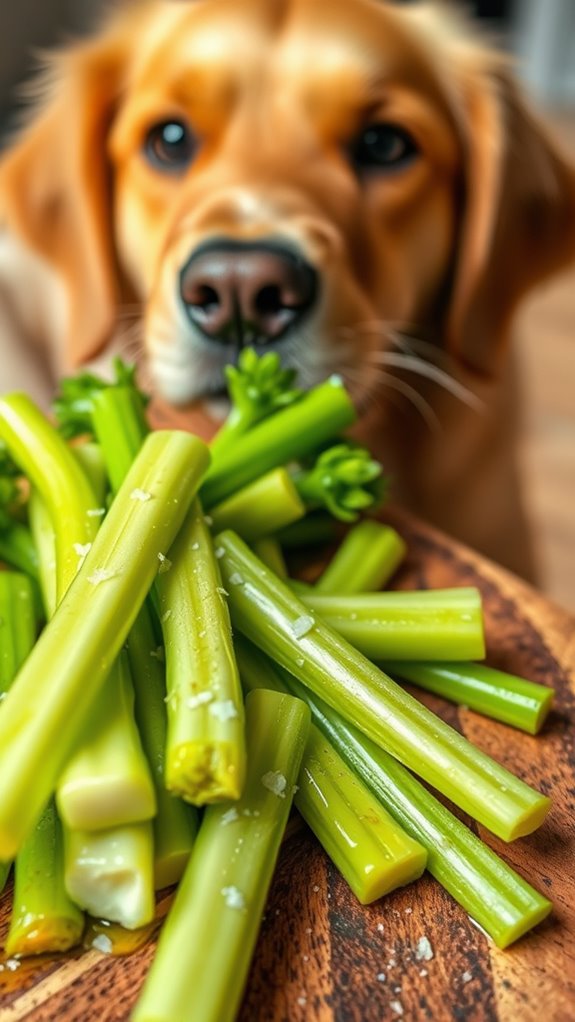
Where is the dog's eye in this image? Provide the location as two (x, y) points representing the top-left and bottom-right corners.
(352, 124), (417, 171)
(144, 121), (196, 171)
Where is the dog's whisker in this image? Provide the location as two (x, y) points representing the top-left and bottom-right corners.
(367, 351), (485, 412)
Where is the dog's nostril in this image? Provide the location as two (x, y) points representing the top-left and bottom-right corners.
(255, 284), (284, 315)
(184, 282), (220, 311)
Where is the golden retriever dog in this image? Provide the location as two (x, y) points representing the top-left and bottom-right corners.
(1, 0), (574, 578)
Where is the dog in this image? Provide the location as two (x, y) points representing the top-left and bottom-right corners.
(1, 0), (574, 579)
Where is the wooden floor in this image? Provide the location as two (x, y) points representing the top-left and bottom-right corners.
(517, 112), (575, 612)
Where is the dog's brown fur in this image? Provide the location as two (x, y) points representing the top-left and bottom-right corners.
(1, 0), (575, 577)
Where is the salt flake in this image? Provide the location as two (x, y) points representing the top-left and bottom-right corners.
(415, 936), (434, 962)
(187, 691), (214, 710)
(157, 552), (172, 573)
(221, 807), (240, 826)
(291, 614), (314, 639)
(209, 700), (239, 722)
(229, 572), (245, 586)
(261, 770), (288, 798)
(390, 1001), (404, 1017)
(130, 488), (152, 502)
(87, 507), (106, 518)
(221, 886), (246, 910)
(74, 542), (92, 558)
(87, 567), (117, 586)
(92, 933), (113, 955)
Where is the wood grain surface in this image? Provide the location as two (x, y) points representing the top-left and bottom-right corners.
(1, 507), (574, 1022)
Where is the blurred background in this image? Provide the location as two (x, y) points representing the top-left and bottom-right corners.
(1, 0), (574, 608)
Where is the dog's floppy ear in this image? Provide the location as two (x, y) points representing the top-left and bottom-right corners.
(0, 39), (124, 367)
(446, 67), (575, 375)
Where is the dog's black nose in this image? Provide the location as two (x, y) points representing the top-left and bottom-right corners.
(180, 240), (317, 345)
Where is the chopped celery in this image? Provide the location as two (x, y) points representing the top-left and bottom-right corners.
(299, 588), (486, 660)
(157, 501), (246, 804)
(0, 430), (210, 859)
(57, 652), (157, 831)
(236, 638), (427, 904)
(126, 599), (199, 890)
(216, 532), (550, 842)
(5, 800), (84, 956)
(202, 375), (356, 508)
(64, 822), (155, 930)
(387, 661), (554, 735)
(91, 385), (149, 492)
(132, 689), (310, 1022)
(281, 670), (551, 949)
(316, 521), (406, 593)
(210, 468), (305, 540)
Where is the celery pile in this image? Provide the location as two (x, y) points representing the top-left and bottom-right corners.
(0, 350), (556, 1020)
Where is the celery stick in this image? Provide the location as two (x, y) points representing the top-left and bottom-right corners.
(0, 394), (101, 596)
(126, 599), (199, 890)
(201, 375), (356, 508)
(57, 652), (157, 830)
(251, 537), (288, 578)
(236, 638), (427, 904)
(91, 386), (149, 492)
(280, 670), (551, 948)
(5, 801), (84, 956)
(0, 522), (39, 579)
(131, 689), (310, 1022)
(387, 661), (554, 735)
(0, 572), (37, 895)
(28, 489), (58, 617)
(316, 521), (406, 594)
(157, 501), (246, 804)
(0, 430), (210, 859)
(64, 823), (155, 930)
(216, 532), (550, 842)
(73, 442), (109, 504)
(299, 588), (485, 660)
(210, 468), (305, 541)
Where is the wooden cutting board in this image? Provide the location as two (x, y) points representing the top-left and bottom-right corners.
(0, 507), (574, 1022)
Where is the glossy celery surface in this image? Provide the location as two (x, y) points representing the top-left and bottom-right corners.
(210, 468), (305, 541)
(0, 572), (37, 895)
(157, 501), (246, 804)
(132, 689), (310, 1022)
(127, 599), (198, 890)
(201, 375), (356, 508)
(316, 521), (406, 594)
(64, 822), (155, 930)
(236, 638), (427, 903)
(57, 652), (157, 830)
(28, 490), (58, 617)
(91, 386), (149, 492)
(216, 532), (550, 842)
(251, 537), (288, 578)
(387, 661), (554, 735)
(299, 588), (485, 661)
(0, 431), (210, 859)
(0, 394), (100, 596)
(5, 800), (84, 956)
(283, 672), (551, 948)
(92, 383), (199, 880)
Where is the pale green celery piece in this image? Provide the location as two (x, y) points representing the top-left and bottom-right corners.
(28, 490), (58, 618)
(251, 537), (288, 578)
(157, 500), (246, 805)
(126, 598), (199, 890)
(210, 468), (305, 541)
(215, 531), (550, 843)
(386, 661), (554, 735)
(91, 386), (149, 493)
(276, 512), (341, 549)
(0, 393), (101, 597)
(282, 670), (551, 949)
(316, 521), (407, 594)
(72, 442), (109, 504)
(57, 651), (157, 830)
(0, 430), (210, 859)
(5, 799), (84, 956)
(0, 571), (37, 896)
(299, 588), (486, 661)
(201, 375), (356, 508)
(236, 637), (427, 904)
(64, 822), (155, 930)
(131, 689), (310, 1022)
